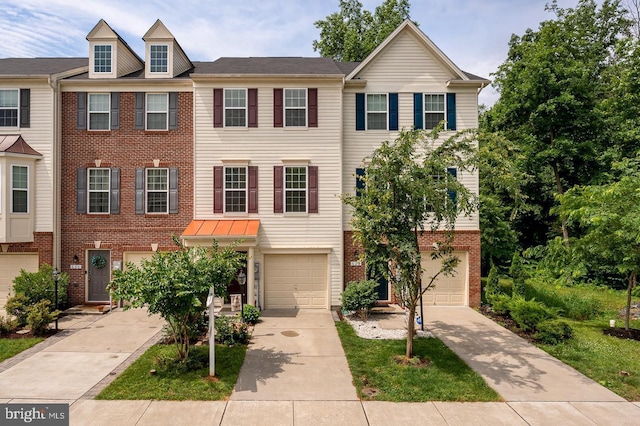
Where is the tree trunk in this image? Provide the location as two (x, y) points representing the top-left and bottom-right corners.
(625, 271), (636, 331)
(406, 305), (415, 358)
(552, 162), (570, 243)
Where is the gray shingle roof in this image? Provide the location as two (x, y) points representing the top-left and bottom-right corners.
(0, 58), (88, 76)
(192, 57), (356, 75)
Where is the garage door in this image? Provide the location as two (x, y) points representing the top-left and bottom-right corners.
(0, 254), (39, 312)
(421, 251), (467, 306)
(123, 252), (154, 270)
(264, 254), (327, 309)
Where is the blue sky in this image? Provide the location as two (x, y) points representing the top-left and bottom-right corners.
(0, 0), (589, 105)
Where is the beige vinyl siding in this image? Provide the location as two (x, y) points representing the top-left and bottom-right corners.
(0, 81), (55, 233)
(341, 28), (480, 231)
(173, 45), (191, 77)
(193, 79), (345, 306)
(116, 40), (144, 77)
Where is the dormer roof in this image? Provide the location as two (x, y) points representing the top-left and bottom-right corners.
(143, 19), (193, 78)
(86, 19), (144, 79)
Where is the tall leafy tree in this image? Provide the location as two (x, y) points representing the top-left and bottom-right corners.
(556, 157), (640, 330)
(313, 0), (412, 62)
(343, 128), (478, 358)
(489, 0), (631, 246)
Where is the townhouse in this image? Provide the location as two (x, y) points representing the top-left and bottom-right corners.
(0, 18), (487, 310)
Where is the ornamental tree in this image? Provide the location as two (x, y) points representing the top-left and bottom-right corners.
(343, 128), (478, 358)
(110, 236), (244, 362)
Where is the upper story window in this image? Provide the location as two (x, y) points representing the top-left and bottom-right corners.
(285, 89), (307, 127)
(146, 93), (168, 130)
(88, 168), (110, 213)
(146, 168), (168, 213)
(366, 94), (387, 130)
(285, 166), (307, 213)
(424, 94), (445, 130)
(11, 165), (28, 214)
(224, 166), (247, 212)
(93, 45), (112, 73)
(88, 94), (110, 131)
(150, 45), (168, 73)
(0, 89), (19, 127)
(224, 89), (247, 127)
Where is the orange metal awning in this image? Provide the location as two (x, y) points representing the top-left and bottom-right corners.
(181, 220), (260, 239)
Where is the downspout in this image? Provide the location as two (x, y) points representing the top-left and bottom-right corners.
(49, 75), (61, 271)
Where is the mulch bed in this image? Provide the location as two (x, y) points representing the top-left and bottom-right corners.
(603, 327), (640, 341)
(1, 328), (59, 339)
(478, 305), (538, 343)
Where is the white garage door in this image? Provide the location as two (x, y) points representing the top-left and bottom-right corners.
(264, 254), (327, 309)
(123, 252), (154, 269)
(0, 254), (39, 312)
(421, 251), (467, 306)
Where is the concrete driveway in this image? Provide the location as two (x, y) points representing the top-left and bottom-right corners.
(231, 309), (358, 401)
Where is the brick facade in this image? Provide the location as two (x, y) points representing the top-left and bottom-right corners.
(344, 230), (481, 308)
(60, 91), (193, 305)
(2, 232), (53, 266)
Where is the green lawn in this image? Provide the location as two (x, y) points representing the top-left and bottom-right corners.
(96, 343), (246, 400)
(335, 321), (501, 402)
(0, 337), (43, 362)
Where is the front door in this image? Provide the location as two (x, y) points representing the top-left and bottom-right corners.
(367, 260), (389, 302)
(226, 255), (247, 304)
(88, 250), (110, 302)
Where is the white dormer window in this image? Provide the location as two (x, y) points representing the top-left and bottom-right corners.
(93, 45), (112, 73)
(150, 45), (168, 73)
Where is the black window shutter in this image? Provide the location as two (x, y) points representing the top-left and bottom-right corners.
(110, 92), (120, 130)
(389, 93), (398, 131)
(356, 168), (365, 197)
(169, 92), (178, 129)
(77, 92), (87, 130)
(413, 93), (423, 129)
(135, 168), (145, 214)
(19, 89), (30, 128)
(355, 93), (365, 131)
(169, 168), (178, 213)
(76, 168), (87, 213)
(110, 168), (120, 214)
(135, 93), (145, 130)
(446, 93), (456, 130)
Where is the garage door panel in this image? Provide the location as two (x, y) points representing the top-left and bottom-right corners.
(421, 251), (467, 306)
(265, 254), (327, 309)
(0, 254), (39, 312)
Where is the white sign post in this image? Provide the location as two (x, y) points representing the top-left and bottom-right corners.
(207, 287), (215, 377)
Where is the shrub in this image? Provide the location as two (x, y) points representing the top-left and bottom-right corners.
(26, 300), (58, 336)
(509, 251), (527, 298)
(341, 280), (378, 320)
(0, 315), (17, 335)
(508, 298), (557, 332)
(5, 293), (30, 326)
(242, 304), (260, 325)
(214, 315), (250, 346)
(490, 294), (512, 316)
(525, 279), (602, 320)
(534, 319), (573, 344)
(12, 264), (69, 310)
(485, 264), (501, 300)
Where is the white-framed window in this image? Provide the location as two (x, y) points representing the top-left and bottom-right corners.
(224, 89), (247, 127)
(11, 165), (28, 214)
(88, 93), (110, 130)
(146, 93), (168, 130)
(366, 93), (387, 130)
(285, 166), (307, 213)
(93, 45), (112, 73)
(146, 168), (168, 213)
(425, 94), (445, 130)
(88, 168), (110, 213)
(284, 88), (307, 127)
(224, 166), (247, 213)
(0, 89), (19, 127)
(150, 45), (168, 73)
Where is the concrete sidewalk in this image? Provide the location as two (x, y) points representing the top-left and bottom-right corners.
(0, 308), (164, 402)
